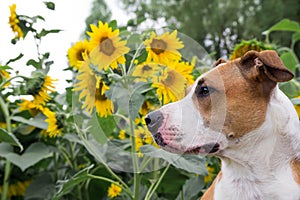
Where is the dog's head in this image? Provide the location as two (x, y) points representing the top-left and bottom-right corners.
(145, 50), (294, 155)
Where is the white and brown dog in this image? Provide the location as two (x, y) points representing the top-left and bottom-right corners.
(145, 50), (300, 200)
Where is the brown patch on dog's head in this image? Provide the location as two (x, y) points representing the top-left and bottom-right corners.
(291, 158), (300, 186)
(193, 50), (294, 138)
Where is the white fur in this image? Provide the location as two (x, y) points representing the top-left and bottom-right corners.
(214, 87), (300, 200)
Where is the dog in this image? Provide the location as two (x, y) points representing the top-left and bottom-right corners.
(145, 50), (300, 200)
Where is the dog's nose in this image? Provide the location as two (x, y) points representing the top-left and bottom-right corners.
(145, 110), (164, 134)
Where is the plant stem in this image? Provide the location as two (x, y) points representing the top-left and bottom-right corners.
(129, 116), (141, 200)
(144, 163), (171, 200)
(1, 161), (11, 200)
(127, 43), (144, 76)
(0, 75), (27, 89)
(75, 125), (131, 195)
(0, 96), (12, 200)
(87, 174), (133, 199)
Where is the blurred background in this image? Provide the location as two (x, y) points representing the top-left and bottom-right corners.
(1, 0), (299, 93)
(88, 0), (300, 59)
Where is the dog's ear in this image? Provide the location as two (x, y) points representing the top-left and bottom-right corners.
(241, 50), (294, 82)
(213, 58), (227, 68)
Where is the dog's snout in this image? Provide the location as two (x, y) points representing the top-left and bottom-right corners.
(145, 110), (164, 134)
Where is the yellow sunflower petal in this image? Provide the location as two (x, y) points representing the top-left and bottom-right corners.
(144, 30), (184, 64)
(87, 20), (129, 71)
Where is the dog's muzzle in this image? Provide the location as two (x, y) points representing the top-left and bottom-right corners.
(145, 110), (164, 134)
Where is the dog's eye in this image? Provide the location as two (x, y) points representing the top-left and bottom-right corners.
(196, 86), (211, 97)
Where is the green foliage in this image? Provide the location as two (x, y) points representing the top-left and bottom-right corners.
(0, 143), (51, 171)
(54, 165), (94, 200)
(84, 0), (112, 36)
(0, 128), (23, 151)
(118, 0), (300, 58)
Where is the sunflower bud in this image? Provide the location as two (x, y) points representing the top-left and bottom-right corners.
(230, 39), (273, 60)
(25, 71), (45, 95)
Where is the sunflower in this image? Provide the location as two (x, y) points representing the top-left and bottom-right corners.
(118, 129), (127, 140)
(294, 104), (300, 119)
(74, 62), (114, 117)
(230, 39), (273, 60)
(152, 67), (187, 104)
(168, 60), (194, 85)
(0, 69), (10, 88)
(67, 40), (91, 70)
(8, 4), (24, 39)
(107, 183), (122, 199)
(134, 125), (157, 154)
(18, 99), (44, 116)
(139, 100), (158, 118)
(25, 72), (56, 105)
(144, 30), (184, 64)
(42, 108), (63, 138)
(132, 62), (159, 82)
(87, 21), (130, 71)
(0, 180), (31, 198)
(204, 164), (216, 185)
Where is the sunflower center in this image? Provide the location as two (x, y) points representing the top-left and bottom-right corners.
(95, 81), (107, 101)
(142, 65), (152, 73)
(76, 49), (85, 61)
(150, 39), (167, 55)
(99, 37), (115, 56)
(161, 70), (176, 87)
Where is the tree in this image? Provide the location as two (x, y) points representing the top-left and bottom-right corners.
(84, 0), (111, 36)
(118, 0), (300, 59)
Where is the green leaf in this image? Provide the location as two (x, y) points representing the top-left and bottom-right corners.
(80, 137), (133, 172)
(0, 66), (12, 70)
(107, 82), (149, 119)
(63, 134), (82, 144)
(44, 1), (55, 10)
(87, 114), (109, 145)
(127, 33), (143, 45)
(0, 142), (52, 171)
(53, 165), (94, 200)
(279, 79), (300, 98)
(31, 15), (45, 22)
(97, 115), (117, 137)
(140, 145), (207, 175)
(106, 83), (131, 115)
(292, 32), (300, 47)
(26, 59), (41, 69)
(37, 29), (61, 38)
(11, 116), (48, 130)
(6, 53), (24, 65)
(108, 20), (118, 30)
(129, 93), (144, 119)
(0, 127), (23, 151)
(25, 173), (55, 200)
(280, 51), (298, 73)
(264, 19), (300, 34)
(54, 92), (67, 105)
(45, 61), (54, 68)
(175, 176), (204, 200)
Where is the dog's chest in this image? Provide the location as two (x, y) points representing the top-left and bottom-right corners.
(214, 167), (300, 200)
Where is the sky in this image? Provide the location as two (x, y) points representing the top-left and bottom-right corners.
(0, 0), (129, 93)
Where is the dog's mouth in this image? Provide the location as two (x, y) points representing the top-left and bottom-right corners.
(185, 143), (220, 154)
(152, 132), (221, 154)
